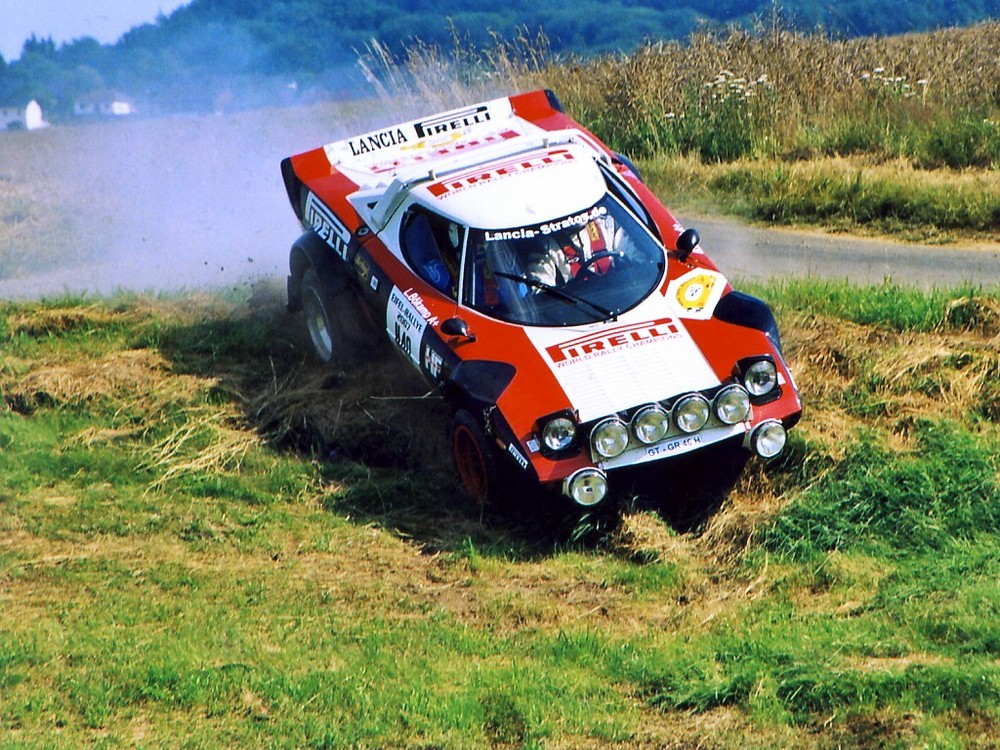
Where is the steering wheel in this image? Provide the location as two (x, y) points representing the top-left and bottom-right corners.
(576, 250), (623, 277)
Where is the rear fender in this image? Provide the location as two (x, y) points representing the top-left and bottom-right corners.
(280, 157), (306, 222)
(286, 232), (349, 312)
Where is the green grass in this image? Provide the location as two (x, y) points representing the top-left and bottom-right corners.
(743, 278), (994, 330)
(3, 285), (1000, 747)
(765, 421), (1000, 559)
(640, 154), (1000, 243)
(706, 163), (1000, 236)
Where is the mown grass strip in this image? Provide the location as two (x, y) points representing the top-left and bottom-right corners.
(640, 155), (1000, 243)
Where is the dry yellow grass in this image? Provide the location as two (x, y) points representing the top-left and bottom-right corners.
(357, 28), (553, 116)
(3, 343), (213, 419)
(668, 154), (1000, 192)
(139, 408), (259, 491)
(546, 21), (1000, 122)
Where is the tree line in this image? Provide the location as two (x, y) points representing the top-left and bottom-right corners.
(0, 0), (996, 119)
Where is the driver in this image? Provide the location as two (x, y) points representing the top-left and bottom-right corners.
(526, 218), (614, 287)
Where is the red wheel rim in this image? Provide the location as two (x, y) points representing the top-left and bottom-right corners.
(453, 423), (489, 501)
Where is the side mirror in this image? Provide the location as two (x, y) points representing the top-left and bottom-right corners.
(675, 228), (701, 262)
(441, 317), (476, 341)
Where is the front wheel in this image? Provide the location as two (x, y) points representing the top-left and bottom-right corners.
(451, 409), (499, 507)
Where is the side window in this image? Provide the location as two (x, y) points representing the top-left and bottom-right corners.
(400, 208), (463, 299)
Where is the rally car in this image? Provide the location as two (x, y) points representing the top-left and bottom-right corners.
(280, 89), (801, 508)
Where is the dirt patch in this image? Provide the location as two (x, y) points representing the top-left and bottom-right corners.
(249, 351), (451, 470)
(818, 711), (921, 750)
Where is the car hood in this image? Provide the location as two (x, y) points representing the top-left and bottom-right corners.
(466, 292), (723, 431)
(519, 312), (720, 422)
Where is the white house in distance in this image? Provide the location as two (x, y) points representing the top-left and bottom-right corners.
(1, 100), (50, 130)
(73, 90), (136, 118)
(0, 106), (22, 129)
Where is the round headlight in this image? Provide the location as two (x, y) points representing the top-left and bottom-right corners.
(744, 360), (778, 397)
(591, 418), (629, 458)
(673, 394), (710, 434)
(751, 420), (787, 458)
(542, 416), (576, 452)
(564, 468), (609, 506)
(714, 385), (751, 425)
(632, 405), (670, 444)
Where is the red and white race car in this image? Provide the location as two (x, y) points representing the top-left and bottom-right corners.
(281, 89), (801, 508)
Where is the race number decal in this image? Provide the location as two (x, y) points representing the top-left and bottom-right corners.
(387, 287), (427, 367)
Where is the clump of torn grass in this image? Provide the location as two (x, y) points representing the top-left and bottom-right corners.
(249, 351), (451, 470)
(138, 406), (259, 491)
(5, 349), (199, 414)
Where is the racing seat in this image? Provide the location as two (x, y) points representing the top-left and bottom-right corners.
(404, 213), (453, 296)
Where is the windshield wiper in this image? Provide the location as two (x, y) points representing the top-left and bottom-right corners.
(494, 272), (616, 319)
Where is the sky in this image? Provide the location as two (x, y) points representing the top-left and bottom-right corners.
(1, 0), (191, 62)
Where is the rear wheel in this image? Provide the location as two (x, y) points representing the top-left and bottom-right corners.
(452, 409), (499, 507)
(299, 266), (369, 367)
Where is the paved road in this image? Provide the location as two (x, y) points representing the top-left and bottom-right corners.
(1, 111), (995, 299)
(686, 216), (1000, 290)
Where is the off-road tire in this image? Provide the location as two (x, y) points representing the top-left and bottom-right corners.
(451, 409), (499, 507)
(299, 266), (370, 367)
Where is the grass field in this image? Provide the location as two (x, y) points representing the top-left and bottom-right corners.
(640, 155), (1000, 243)
(2, 280), (999, 748)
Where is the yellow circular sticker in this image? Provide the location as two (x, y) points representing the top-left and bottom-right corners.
(676, 273), (717, 312)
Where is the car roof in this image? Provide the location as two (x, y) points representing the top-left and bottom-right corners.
(409, 142), (607, 229)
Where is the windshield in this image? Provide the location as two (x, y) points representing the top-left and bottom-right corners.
(461, 193), (665, 326)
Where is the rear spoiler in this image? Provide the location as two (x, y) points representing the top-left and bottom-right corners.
(322, 90), (565, 189)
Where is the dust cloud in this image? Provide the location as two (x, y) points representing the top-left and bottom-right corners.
(0, 80), (517, 301)
(0, 103), (369, 300)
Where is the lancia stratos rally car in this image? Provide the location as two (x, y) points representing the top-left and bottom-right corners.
(280, 89), (801, 508)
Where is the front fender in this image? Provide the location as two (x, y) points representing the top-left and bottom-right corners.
(713, 291), (783, 355)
